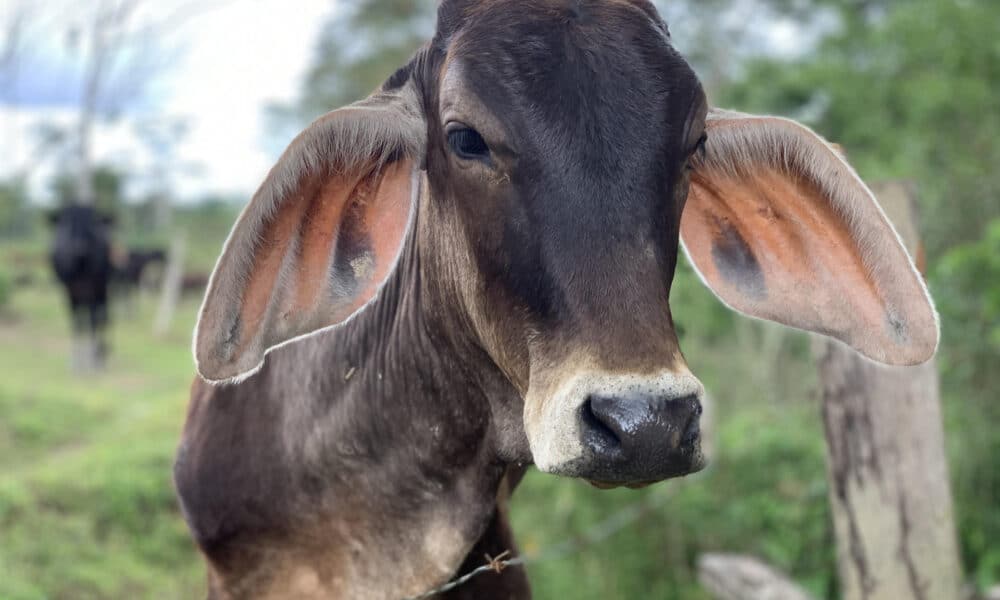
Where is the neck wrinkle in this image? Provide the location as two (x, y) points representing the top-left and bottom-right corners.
(410, 178), (503, 390)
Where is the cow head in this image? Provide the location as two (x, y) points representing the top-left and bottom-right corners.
(48, 205), (114, 279)
(194, 0), (938, 487)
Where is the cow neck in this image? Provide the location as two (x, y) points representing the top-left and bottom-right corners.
(295, 193), (514, 590)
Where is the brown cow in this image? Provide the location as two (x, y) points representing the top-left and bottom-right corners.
(174, 1), (938, 598)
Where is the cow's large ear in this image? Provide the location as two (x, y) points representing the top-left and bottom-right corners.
(680, 109), (938, 366)
(194, 84), (425, 382)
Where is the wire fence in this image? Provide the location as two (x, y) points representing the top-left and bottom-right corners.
(403, 484), (680, 600)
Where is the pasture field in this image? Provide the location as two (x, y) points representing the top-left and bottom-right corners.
(0, 266), (831, 599)
(0, 235), (994, 599)
(2, 0), (998, 597)
(0, 281), (206, 598)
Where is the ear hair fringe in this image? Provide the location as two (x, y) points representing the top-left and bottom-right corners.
(193, 81), (426, 382)
(690, 108), (939, 363)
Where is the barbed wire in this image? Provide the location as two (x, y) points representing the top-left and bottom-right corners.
(403, 484), (679, 600)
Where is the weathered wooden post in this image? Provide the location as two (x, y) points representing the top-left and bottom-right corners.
(154, 232), (186, 337)
(815, 181), (962, 600)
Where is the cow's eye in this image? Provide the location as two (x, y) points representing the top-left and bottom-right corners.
(686, 133), (708, 171)
(447, 126), (490, 161)
(694, 133), (708, 157)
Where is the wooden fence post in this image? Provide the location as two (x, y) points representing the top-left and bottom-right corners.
(815, 181), (962, 600)
(154, 232), (186, 337)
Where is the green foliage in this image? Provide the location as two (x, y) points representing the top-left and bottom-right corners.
(0, 263), (834, 599)
(50, 174), (75, 207)
(0, 179), (33, 239)
(274, 0), (432, 124)
(720, 2), (1000, 591)
(935, 219), (1000, 378)
(722, 0), (1000, 257)
(0, 269), (9, 309)
(49, 165), (127, 215)
(171, 201), (243, 272)
(514, 400), (834, 600)
(1, 0), (997, 597)
(933, 219), (1000, 587)
(91, 166), (125, 215)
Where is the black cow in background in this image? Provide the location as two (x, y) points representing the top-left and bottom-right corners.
(112, 247), (167, 314)
(49, 205), (114, 372)
(118, 248), (166, 290)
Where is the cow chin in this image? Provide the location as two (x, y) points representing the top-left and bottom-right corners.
(524, 370), (707, 485)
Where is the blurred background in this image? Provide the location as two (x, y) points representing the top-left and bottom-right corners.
(0, 0), (997, 598)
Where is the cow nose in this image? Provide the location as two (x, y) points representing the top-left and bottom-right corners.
(579, 393), (703, 483)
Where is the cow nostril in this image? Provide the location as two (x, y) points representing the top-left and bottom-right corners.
(580, 396), (621, 449)
(681, 412), (700, 446)
(675, 394), (702, 446)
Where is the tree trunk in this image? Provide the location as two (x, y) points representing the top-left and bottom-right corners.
(816, 181), (961, 600)
(152, 191), (172, 230)
(154, 232), (185, 337)
(74, 0), (141, 207)
(75, 9), (107, 207)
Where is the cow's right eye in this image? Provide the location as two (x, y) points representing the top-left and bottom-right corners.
(447, 126), (491, 162)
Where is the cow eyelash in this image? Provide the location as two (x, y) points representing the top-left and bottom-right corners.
(693, 133), (708, 157)
(686, 133), (708, 170)
(447, 126), (491, 162)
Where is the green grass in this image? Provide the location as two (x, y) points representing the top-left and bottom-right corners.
(0, 245), (994, 599)
(510, 389), (833, 600)
(0, 252), (835, 600)
(0, 283), (205, 599)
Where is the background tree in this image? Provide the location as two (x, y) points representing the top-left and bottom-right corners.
(723, 0), (1000, 257)
(0, 178), (31, 239)
(1, 0), (201, 210)
(276, 0), (817, 122)
(721, 1), (1000, 586)
(270, 0), (433, 127)
(50, 165), (125, 215)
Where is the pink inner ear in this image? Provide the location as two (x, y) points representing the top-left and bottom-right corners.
(349, 159), (413, 311)
(292, 173), (360, 316)
(238, 183), (315, 349)
(682, 168), (894, 355)
(234, 159), (414, 361)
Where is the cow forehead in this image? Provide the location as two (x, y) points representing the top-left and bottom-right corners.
(438, 0), (668, 40)
(439, 1), (702, 165)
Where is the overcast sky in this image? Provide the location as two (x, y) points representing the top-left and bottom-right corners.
(0, 1), (813, 206)
(0, 0), (337, 204)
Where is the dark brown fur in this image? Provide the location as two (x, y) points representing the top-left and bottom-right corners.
(176, 1), (707, 597)
(177, 0), (940, 596)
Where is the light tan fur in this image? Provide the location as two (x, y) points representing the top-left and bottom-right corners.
(525, 352), (705, 473)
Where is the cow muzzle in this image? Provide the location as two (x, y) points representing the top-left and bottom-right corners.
(579, 391), (703, 485)
(526, 370), (706, 485)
